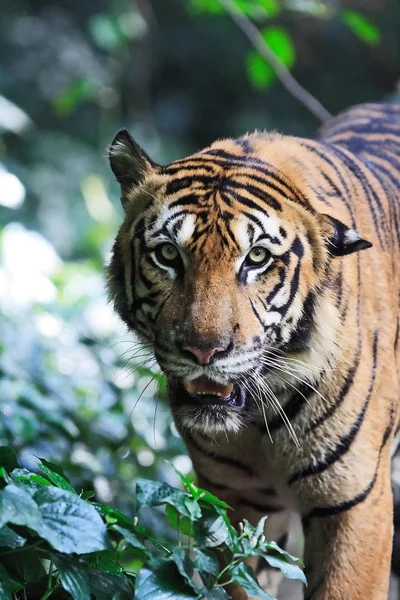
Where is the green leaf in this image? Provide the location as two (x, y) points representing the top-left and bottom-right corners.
(38, 459), (72, 483)
(231, 563), (275, 600)
(263, 554), (307, 584)
(194, 548), (219, 577)
(85, 566), (133, 600)
(10, 547), (46, 583)
(187, 0), (280, 18)
(0, 565), (12, 600)
(171, 548), (198, 592)
(246, 26), (295, 90)
(136, 479), (201, 520)
(32, 486), (111, 554)
(11, 469), (51, 487)
(112, 525), (148, 552)
(193, 507), (230, 548)
(39, 463), (77, 494)
(0, 484), (41, 528)
(265, 540), (304, 565)
(187, 0), (224, 15)
(53, 554), (133, 600)
(340, 9), (381, 46)
(193, 549), (219, 589)
(85, 550), (123, 575)
(165, 505), (194, 537)
(53, 554), (91, 600)
(135, 558), (198, 600)
(176, 472), (230, 511)
(53, 78), (97, 116)
(0, 525), (26, 549)
(0, 448), (18, 472)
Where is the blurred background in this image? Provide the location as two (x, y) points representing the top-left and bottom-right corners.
(1, 0), (400, 578)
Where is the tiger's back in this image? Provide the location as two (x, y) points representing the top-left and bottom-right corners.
(108, 103), (400, 599)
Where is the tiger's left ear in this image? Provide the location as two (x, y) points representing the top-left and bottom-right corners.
(323, 215), (372, 256)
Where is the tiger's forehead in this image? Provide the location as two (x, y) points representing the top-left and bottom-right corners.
(140, 150), (309, 255)
(144, 186), (291, 256)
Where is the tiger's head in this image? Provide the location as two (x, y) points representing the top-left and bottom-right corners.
(107, 130), (371, 435)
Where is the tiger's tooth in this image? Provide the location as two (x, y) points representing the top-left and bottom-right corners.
(183, 377), (234, 399)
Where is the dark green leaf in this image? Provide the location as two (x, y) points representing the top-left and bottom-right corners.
(171, 548), (198, 592)
(136, 479), (201, 520)
(80, 491), (95, 501)
(11, 468), (52, 487)
(264, 554), (307, 584)
(194, 548), (219, 578)
(10, 548), (46, 583)
(86, 566), (133, 600)
(135, 558), (198, 600)
(85, 550), (123, 575)
(176, 472), (230, 511)
(231, 563), (275, 600)
(38, 459), (72, 481)
(193, 549), (219, 589)
(53, 554), (91, 600)
(193, 507), (230, 548)
(340, 9), (381, 46)
(112, 525), (147, 552)
(0, 525), (26, 549)
(265, 540), (304, 565)
(39, 463), (77, 494)
(32, 486), (110, 554)
(0, 484), (41, 528)
(165, 505), (194, 537)
(0, 448), (18, 472)
(0, 564), (12, 600)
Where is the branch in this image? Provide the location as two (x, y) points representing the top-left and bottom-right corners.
(215, 0), (332, 123)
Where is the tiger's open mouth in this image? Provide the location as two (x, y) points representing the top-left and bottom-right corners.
(179, 376), (246, 408)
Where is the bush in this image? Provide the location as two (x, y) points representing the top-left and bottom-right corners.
(0, 447), (306, 599)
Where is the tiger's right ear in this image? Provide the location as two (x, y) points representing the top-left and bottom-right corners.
(109, 129), (157, 206)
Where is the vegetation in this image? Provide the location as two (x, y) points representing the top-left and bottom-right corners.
(0, 447), (305, 599)
(1, 0), (399, 597)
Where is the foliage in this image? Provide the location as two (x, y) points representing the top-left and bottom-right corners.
(0, 449), (306, 599)
(187, 0), (382, 92)
(0, 223), (187, 522)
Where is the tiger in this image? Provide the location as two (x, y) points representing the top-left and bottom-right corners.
(107, 102), (400, 600)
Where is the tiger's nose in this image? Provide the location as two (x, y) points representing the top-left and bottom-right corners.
(183, 345), (227, 365)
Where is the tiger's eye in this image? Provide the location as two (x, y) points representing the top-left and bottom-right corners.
(155, 243), (179, 266)
(246, 247), (269, 266)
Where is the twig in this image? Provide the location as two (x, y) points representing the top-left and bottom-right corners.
(215, 0), (332, 123)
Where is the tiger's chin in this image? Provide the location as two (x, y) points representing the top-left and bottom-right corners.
(170, 380), (249, 435)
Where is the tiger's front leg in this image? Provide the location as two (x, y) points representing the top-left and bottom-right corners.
(301, 450), (393, 600)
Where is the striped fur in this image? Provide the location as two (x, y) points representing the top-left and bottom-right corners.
(107, 103), (400, 599)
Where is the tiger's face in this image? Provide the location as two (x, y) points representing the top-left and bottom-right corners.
(107, 130), (371, 434)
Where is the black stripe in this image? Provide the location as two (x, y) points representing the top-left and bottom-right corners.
(196, 471), (229, 491)
(289, 333), (378, 485)
(305, 410), (395, 520)
(237, 498), (284, 513)
(249, 298), (264, 328)
(225, 180), (281, 211)
(186, 433), (254, 476)
(166, 154), (300, 201)
(306, 336), (361, 433)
